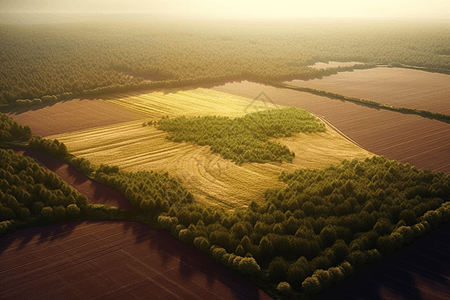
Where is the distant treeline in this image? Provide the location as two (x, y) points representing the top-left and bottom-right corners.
(155, 107), (325, 164)
(1, 21), (449, 106)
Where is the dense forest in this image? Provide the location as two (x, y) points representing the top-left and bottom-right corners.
(1, 21), (449, 106)
(156, 107), (325, 164)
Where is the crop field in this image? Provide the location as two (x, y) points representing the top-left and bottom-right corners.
(286, 67), (450, 115)
(46, 89), (371, 210)
(106, 88), (253, 120)
(0, 220), (271, 300)
(212, 80), (450, 174)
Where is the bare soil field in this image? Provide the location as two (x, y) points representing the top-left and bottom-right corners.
(314, 221), (450, 300)
(14, 148), (132, 210)
(286, 67), (450, 114)
(0, 220), (272, 300)
(309, 61), (364, 69)
(9, 99), (146, 137)
(212, 81), (450, 173)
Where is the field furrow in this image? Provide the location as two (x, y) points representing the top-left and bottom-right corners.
(0, 220), (271, 300)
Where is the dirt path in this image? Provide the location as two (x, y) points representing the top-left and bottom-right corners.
(0, 220), (272, 300)
(14, 148), (132, 211)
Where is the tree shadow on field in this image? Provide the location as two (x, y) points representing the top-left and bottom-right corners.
(124, 220), (272, 300)
(0, 220), (82, 256)
(0, 220), (271, 299)
(314, 221), (450, 300)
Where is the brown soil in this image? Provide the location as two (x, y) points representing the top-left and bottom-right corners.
(287, 67), (450, 115)
(14, 148), (132, 211)
(0, 220), (272, 300)
(9, 98), (146, 137)
(211, 80), (450, 174)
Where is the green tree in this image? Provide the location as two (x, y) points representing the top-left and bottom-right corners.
(269, 256), (288, 282)
(66, 204), (81, 219)
(41, 206), (53, 220)
(287, 256), (310, 289)
(238, 257), (261, 277)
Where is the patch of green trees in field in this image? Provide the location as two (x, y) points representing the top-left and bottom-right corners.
(1, 21), (449, 106)
(156, 107), (325, 164)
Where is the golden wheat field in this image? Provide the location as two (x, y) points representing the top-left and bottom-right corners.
(48, 88), (372, 211)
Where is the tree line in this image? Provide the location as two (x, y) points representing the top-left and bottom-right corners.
(156, 107), (325, 164)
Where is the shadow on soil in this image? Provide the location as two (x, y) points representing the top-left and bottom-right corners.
(314, 221), (450, 300)
(0, 220), (81, 255)
(122, 220), (270, 300)
(0, 219), (269, 300)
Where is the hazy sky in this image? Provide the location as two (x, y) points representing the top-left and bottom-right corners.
(1, 0), (449, 21)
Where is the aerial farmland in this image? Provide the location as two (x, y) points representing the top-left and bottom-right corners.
(1, 2), (450, 300)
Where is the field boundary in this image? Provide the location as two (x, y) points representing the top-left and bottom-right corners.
(314, 114), (367, 151)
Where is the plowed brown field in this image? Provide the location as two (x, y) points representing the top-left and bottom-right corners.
(286, 67), (450, 114)
(211, 80), (450, 173)
(0, 220), (272, 300)
(9, 98), (146, 137)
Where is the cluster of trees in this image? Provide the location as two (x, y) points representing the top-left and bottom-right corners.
(0, 113), (32, 142)
(93, 164), (194, 213)
(1, 21), (449, 106)
(0, 149), (87, 234)
(157, 107), (325, 164)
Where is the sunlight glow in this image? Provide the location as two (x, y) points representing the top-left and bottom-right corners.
(1, 0), (449, 21)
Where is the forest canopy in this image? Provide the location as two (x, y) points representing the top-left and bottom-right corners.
(1, 21), (449, 106)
